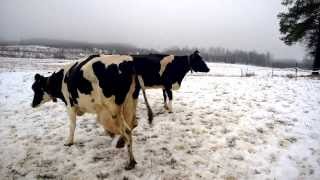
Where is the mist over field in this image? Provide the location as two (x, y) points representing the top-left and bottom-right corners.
(0, 0), (305, 60)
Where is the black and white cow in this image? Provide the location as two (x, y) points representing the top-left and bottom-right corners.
(30, 51), (209, 169)
(132, 50), (210, 123)
(31, 54), (139, 170)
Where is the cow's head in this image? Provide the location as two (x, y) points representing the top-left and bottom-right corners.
(189, 50), (210, 72)
(31, 73), (54, 108)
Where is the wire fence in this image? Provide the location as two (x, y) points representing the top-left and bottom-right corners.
(189, 63), (320, 79)
(269, 67), (320, 78)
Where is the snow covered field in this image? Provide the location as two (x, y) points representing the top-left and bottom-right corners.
(0, 57), (320, 179)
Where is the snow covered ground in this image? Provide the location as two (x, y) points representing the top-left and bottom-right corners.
(0, 57), (320, 179)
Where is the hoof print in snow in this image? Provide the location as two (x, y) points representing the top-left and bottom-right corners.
(254, 169), (261, 174)
(257, 128), (264, 133)
(226, 137), (237, 148)
(286, 137), (298, 143)
(231, 155), (244, 161)
(167, 158), (177, 169)
(78, 142), (85, 147)
(36, 174), (56, 179)
(221, 128), (231, 134)
(265, 123), (275, 130)
(92, 156), (104, 162)
(279, 137), (297, 148)
(96, 172), (109, 179)
(225, 176), (236, 180)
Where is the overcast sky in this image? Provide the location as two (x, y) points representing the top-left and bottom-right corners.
(0, 0), (305, 60)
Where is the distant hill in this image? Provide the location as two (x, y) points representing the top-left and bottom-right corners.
(0, 38), (140, 51)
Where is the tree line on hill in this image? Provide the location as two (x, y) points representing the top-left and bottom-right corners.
(0, 38), (312, 69)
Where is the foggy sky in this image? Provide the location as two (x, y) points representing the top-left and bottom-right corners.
(0, 0), (305, 60)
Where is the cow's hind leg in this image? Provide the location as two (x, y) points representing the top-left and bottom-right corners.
(163, 89), (169, 110)
(165, 89), (173, 113)
(104, 129), (115, 138)
(141, 89), (154, 124)
(64, 108), (76, 146)
(123, 129), (136, 170)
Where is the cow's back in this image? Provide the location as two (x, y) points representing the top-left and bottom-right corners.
(132, 54), (174, 88)
(62, 55), (135, 114)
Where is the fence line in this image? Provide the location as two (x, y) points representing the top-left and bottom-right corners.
(189, 65), (320, 78)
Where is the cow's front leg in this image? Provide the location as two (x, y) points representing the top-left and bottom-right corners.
(64, 108), (76, 146)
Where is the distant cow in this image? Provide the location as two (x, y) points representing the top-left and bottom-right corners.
(31, 54), (139, 170)
(132, 50), (210, 123)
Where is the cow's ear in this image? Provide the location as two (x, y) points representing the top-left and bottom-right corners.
(34, 73), (42, 81)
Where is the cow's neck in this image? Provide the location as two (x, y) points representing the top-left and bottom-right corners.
(47, 69), (67, 104)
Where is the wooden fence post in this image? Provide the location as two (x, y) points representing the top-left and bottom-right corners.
(295, 62), (298, 80)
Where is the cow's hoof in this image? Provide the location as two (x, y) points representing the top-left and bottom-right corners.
(125, 160), (137, 170)
(148, 111), (153, 124)
(148, 116), (153, 124)
(64, 142), (73, 146)
(116, 137), (125, 148)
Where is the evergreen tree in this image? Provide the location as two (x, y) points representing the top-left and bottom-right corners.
(278, 0), (320, 73)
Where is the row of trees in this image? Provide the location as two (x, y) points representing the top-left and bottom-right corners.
(163, 46), (315, 69)
(1, 43), (313, 69)
(163, 47), (274, 67)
